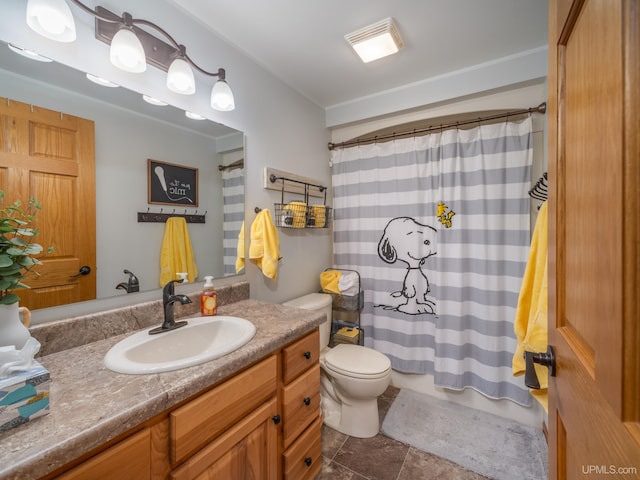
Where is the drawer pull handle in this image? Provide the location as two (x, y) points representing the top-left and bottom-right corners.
(304, 457), (312, 467)
(272, 415), (281, 425)
(303, 397), (311, 406)
(303, 351), (311, 359)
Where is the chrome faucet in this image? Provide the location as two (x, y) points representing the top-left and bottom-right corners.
(149, 279), (192, 335)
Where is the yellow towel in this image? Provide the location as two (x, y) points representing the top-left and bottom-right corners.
(286, 201), (307, 228)
(512, 201), (548, 412)
(159, 217), (198, 286)
(235, 221), (245, 273)
(320, 270), (342, 294)
(249, 209), (280, 280)
(311, 205), (326, 228)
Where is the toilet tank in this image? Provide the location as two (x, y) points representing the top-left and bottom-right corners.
(283, 293), (333, 348)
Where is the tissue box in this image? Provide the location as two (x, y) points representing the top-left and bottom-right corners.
(0, 361), (50, 433)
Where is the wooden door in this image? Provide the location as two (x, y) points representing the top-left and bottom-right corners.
(548, 1), (640, 478)
(0, 97), (96, 310)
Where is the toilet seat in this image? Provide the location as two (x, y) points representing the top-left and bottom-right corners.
(323, 344), (391, 379)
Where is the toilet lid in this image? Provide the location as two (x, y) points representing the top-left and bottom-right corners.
(323, 344), (391, 378)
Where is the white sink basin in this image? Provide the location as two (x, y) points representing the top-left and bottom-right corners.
(104, 316), (256, 374)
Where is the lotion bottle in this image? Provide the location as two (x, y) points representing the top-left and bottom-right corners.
(201, 276), (217, 316)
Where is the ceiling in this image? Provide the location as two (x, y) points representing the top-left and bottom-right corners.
(169, 0), (549, 109)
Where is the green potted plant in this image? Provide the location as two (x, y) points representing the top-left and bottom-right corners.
(0, 191), (52, 348)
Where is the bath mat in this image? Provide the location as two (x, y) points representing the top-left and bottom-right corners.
(381, 389), (548, 480)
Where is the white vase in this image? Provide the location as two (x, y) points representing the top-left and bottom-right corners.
(0, 303), (32, 350)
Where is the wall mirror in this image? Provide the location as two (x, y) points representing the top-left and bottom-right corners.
(0, 42), (245, 316)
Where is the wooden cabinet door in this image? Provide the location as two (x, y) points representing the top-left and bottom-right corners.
(170, 398), (278, 480)
(548, 0), (640, 478)
(0, 97), (96, 309)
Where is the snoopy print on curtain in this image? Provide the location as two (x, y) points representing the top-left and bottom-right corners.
(376, 217), (437, 315)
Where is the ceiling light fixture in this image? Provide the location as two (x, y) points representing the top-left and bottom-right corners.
(25, 0), (235, 111)
(345, 17), (404, 63)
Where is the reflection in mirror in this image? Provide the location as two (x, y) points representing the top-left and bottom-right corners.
(0, 42), (245, 313)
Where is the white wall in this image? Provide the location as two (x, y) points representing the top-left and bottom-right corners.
(1, 0), (332, 321)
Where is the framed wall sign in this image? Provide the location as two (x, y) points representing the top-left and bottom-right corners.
(148, 159), (198, 207)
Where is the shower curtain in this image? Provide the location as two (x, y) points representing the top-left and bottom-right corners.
(330, 117), (533, 406)
(221, 167), (245, 275)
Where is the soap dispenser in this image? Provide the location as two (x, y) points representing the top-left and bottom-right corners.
(201, 276), (217, 316)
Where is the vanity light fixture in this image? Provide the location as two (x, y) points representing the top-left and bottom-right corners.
(24, 0), (235, 111)
(210, 71), (235, 112)
(7, 43), (52, 62)
(166, 47), (195, 95)
(108, 13), (146, 73)
(345, 17), (404, 63)
(26, 0), (76, 42)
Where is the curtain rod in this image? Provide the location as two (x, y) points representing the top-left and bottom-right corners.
(327, 102), (547, 151)
(218, 159), (244, 171)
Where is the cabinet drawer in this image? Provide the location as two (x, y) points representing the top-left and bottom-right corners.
(282, 329), (319, 384)
(170, 355), (277, 465)
(282, 364), (320, 448)
(57, 428), (151, 480)
(283, 416), (322, 480)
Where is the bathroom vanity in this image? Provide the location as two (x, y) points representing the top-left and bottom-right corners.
(0, 283), (324, 480)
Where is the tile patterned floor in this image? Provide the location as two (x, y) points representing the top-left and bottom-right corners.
(316, 386), (491, 480)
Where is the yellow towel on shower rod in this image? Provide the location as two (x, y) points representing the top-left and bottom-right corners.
(159, 217), (198, 286)
(512, 201), (548, 412)
(249, 209), (280, 280)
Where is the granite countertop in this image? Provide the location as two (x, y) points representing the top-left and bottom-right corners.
(0, 299), (323, 480)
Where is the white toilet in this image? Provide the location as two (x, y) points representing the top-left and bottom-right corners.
(283, 293), (392, 438)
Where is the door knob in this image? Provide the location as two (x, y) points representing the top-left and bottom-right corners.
(524, 345), (556, 389)
(71, 265), (91, 278)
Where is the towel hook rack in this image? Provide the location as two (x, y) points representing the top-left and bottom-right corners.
(137, 208), (206, 223)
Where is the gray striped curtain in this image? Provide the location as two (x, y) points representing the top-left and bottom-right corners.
(330, 117), (533, 405)
(222, 167), (245, 275)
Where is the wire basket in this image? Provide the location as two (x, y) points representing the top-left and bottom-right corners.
(274, 203), (332, 228)
(271, 174), (332, 228)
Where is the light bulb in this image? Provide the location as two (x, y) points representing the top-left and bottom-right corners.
(26, 0), (76, 42)
(210, 79), (235, 111)
(167, 57), (195, 95)
(110, 27), (146, 73)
